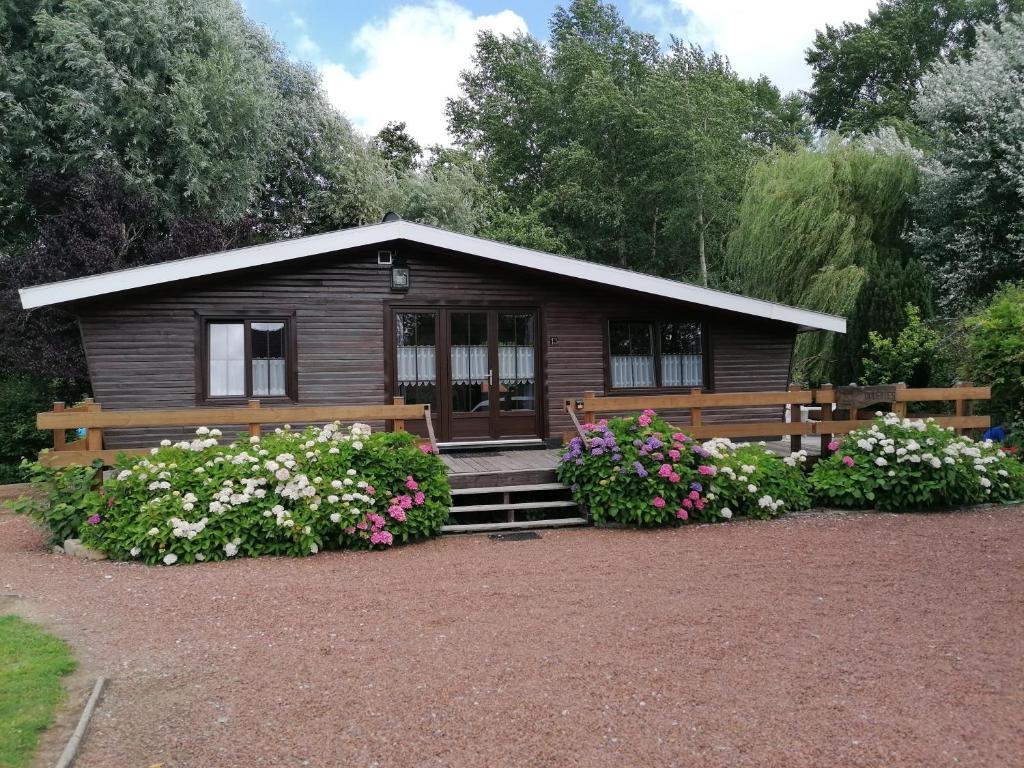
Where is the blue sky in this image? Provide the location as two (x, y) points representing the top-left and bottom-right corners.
(241, 1), (877, 146)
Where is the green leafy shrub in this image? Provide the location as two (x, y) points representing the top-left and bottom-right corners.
(860, 304), (942, 387)
(10, 460), (103, 545)
(809, 413), (1024, 511)
(0, 378), (83, 484)
(962, 283), (1024, 424)
(76, 422), (450, 564)
(555, 410), (810, 525)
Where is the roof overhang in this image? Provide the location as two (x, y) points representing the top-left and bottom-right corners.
(18, 219), (846, 333)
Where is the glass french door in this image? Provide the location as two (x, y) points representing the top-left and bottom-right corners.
(394, 307), (540, 442)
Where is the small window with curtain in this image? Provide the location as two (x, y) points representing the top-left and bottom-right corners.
(608, 320), (703, 389)
(204, 318), (293, 400)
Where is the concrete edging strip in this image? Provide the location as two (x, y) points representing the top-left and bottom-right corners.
(54, 677), (106, 768)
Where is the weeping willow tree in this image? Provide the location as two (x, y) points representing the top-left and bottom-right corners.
(725, 135), (929, 384)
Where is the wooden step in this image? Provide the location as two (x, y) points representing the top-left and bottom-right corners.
(448, 500), (579, 514)
(441, 517), (589, 534)
(450, 482), (569, 496)
(448, 468), (558, 490)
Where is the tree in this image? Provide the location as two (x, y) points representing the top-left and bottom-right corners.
(448, 0), (803, 283)
(804, 0), (1022, 135)
(912, 15), (1024, 311)
(962, 283), (1024, 423)
(0, 0), (389, 258)
(725, 135), (929, 384)
(860, 304), (942, 385)
(373, 122), (423, 173)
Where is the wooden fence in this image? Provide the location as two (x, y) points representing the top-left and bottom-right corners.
(564, 382), (991, 455)
(37, 397), (435, 467)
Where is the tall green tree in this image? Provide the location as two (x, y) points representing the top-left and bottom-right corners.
(448, 0), (803, 282)
(805, 0), (1022, 135)
(725, 135), (929, 384)
(912, 15), (1024, 311)
(0, 0), (389, 258)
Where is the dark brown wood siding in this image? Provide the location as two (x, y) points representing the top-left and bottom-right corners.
(74, 241), (798, 447)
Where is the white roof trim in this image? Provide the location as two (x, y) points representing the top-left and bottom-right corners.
(19, 219), (846, 333)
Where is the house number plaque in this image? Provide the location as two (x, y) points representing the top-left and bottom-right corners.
(836, 384), (899, 410)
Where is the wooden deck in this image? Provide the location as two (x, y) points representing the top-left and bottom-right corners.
(441, 448), (563, 475)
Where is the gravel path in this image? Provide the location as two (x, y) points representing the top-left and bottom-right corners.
(2, 508), (1022, 768)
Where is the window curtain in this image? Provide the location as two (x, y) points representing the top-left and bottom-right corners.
(451, 345), (489, 384)
(611, 355), (656, 388)
(208, 323), (245, 396)
(396, 345), (437, 384)
(498, 345), (534, 383)
(660, 354), (703, 387)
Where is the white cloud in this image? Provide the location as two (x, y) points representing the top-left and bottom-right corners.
(647, 0), (878, 93)
(319, 2), (527, 147)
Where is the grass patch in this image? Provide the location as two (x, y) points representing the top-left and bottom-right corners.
(0, 615), (76, 768)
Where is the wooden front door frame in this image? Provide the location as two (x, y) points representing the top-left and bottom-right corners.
(385, 302), (545, 442)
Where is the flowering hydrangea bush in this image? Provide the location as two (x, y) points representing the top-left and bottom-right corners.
(556, 410), (810, 526)
(809, 414), (1024, 511)
(78, 422), (449, 564)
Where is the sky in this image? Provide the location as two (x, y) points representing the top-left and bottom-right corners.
(242, 1), (879, 147)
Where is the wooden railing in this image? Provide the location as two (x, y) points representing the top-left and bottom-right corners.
(37, 397), (436, 467)
(564, 383), (991, 455)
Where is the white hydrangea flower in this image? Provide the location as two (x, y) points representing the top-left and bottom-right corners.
(720, 508), (733, 519)
(746, 484), (757, 493)
(875, 457), (888, 467)
(163, 553), (178, 565)
(129, 547), (141, 557)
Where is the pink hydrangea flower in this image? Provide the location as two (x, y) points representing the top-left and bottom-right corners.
(389, 507), (407, 522)
(642, 409), (656, 417)
(688, 490), (700, 500)
(681, 498), (693, 509)
(406, 475), (419, 491)
(344, 526), (356, 534)
(698, 465), (717, 476)
(668, 449), (681, 461)
(366, 485), (376, 495)
(86, 514), (101, 525)
(418, 443), (435, 454)
(398, 495), (413, 510)
(414, 491), (425, 505)
(652, 496), (666, 508)
(828, 440), (840, 452)
(668, 472), (680, 484)
(694, 499), (705, 510)
(637, 415), (652, 427)
(842, 455), (855, 467)
(676, 508), (689, 521)
(370, 530), (394, 546)
(356, 521), (368, 530)
(658, 463), (673, 477)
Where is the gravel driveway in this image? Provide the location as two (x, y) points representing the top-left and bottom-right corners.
(2, 507), (1022, 768)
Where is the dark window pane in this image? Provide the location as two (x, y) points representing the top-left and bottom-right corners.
(660, 322), (702, 387)
(498, 313), (536, 410)
(250, 322), (286, 396)
(395, 313), (437, 407)
(609, 322), (655, 388)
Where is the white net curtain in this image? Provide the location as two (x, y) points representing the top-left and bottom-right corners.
(396, 345), (536, 385)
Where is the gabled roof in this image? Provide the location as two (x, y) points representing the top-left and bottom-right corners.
(18, 218), (845, 333)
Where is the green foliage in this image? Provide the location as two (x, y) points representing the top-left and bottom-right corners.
(860, 305), (941, 385)
(10, 461), (103, 545)
(78, 423), (450, 564)
(373, 121), (422, 173)
(809, 414), (1024, 511)
(448, 0), (804, 283)
(912, 15), (1024, 309)
(961, 283), (1024, 423)
(805, 0), (1022, 135)
(0, 378), (83, 483)
(555, 410), (810, 526)
(0, 616), (76, 768)
(725, 136), (929, 383)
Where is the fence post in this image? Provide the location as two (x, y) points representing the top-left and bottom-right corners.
(955, 380), (974, 434)
(392, 396), (406, 432)
(818, 384), (834, 456)
(52, 402), (66, 451)
(583, 390), (596, 426)
(83, 399), (103, 451)
(788, 384), (802, 453)
(248, 399), (261, 438)
(689, 387), (703, 431)
(891, 382), (908, 418)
